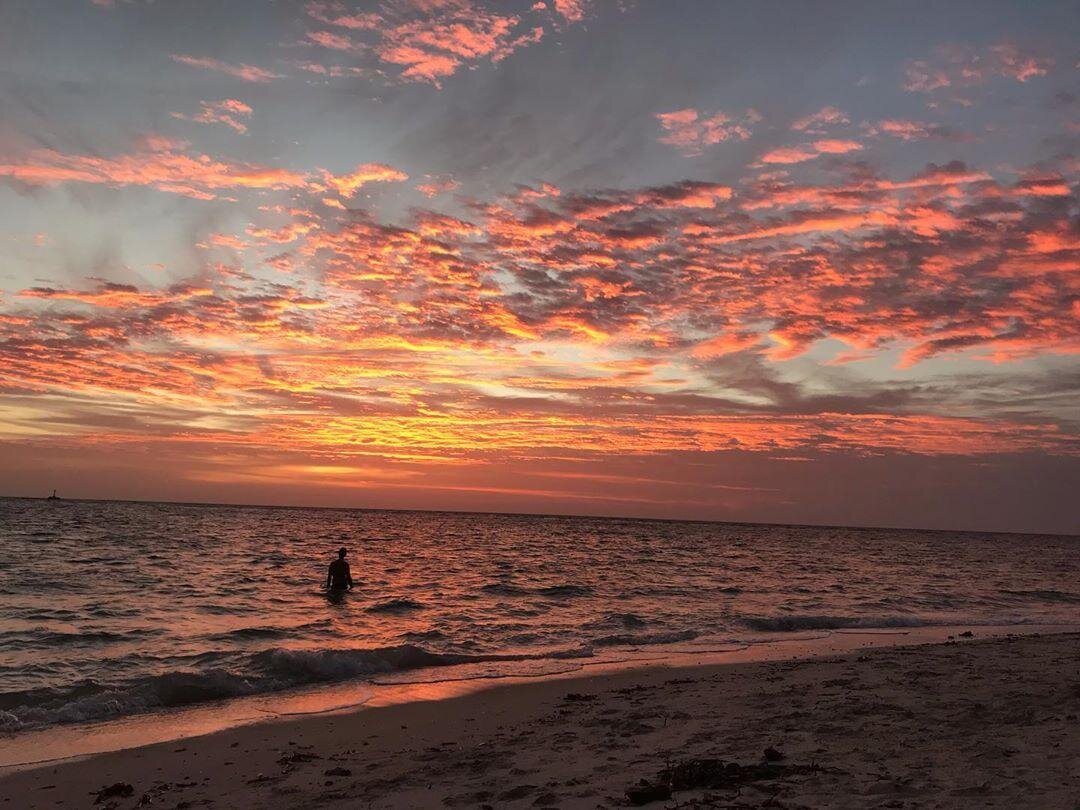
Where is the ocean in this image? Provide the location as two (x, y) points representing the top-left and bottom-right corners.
(1, 497), (1077, 734)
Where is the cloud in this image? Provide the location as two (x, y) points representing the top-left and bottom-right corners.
(0, 141), (309, 200)
(1, 67), (1077, 488)
(790, 106), (850, 133)
(903, 42), (1053, 97)
(874, 119), (946, 141)
(416, 176), (461, 197)
(655, 108), (761, 156)
(0, 140), (409, 202)
(758, 139), (862, 165)
(552, 0), (588, 23)
(305, 2), (381, 30)
(302, 0), (562, 87)
(170, 99), (253, 134)
(170, 54), (282, 83)
(318, 163), (410, 197)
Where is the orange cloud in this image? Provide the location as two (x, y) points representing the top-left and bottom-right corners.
(319, 163), (410, 197)
(759, 139), (862, 165)
(416, 176), (461, 197)
(304, 0), (563, 87)
(2, 141), (1076, 481)
(0, 142), (408, 202)
(171, 99), (253, 134)
(552, 0), (588, 23)
(0, 143), (308, 200)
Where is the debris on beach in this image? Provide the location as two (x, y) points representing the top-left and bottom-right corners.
(497, 784), (537, 800)
(625, 779), (672, 804)
(276, 751), (320, 765)
(624, 758), (824, 805)
(93, 782), (134, 803)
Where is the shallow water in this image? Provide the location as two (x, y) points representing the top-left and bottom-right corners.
(1, 497), (1077, 732)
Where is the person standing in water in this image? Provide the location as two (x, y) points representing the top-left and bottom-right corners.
(326, 547), (354, 591)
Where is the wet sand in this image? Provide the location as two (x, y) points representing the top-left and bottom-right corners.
(2, 631), (1078, 809)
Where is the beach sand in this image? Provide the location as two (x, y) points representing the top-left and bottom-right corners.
(3, 631), (1077, 809)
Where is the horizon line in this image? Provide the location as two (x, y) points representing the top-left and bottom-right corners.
(2, 493), (1075, 539)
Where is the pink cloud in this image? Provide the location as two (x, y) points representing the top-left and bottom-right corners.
(171, 99), (253, 134)
(876, 119), (934, 141)
(757, 145), (819, 165)
(656, 108), (760, 156)
(170, 54), (282, 83)
(305, 30), (357, 51)
(758, 139), (862, 165)
(903, 42), (1053, 96)
(552, 0), (588, 23)
(990, 42), (1052, 82)
(812, 139), (863, 155)
(305, 1), (381, 30)
(790, 105), (850, 133)
(303, 0), (565, 87)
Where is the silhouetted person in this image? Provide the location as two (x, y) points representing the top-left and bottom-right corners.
(326, 547), (353, 591)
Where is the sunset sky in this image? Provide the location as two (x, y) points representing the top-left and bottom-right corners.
(1, 0), (1077, 532)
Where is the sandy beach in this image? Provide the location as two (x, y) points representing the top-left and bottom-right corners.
(3, 630), (1077, 809)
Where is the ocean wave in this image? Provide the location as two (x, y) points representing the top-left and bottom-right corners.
(740, 614), (932, 632)
(204, 622), (330, 639)
(480, 583), (529, 596)
(399, 629), (445, 642)
(535, 584), (593, 598)
(0, 643), (594, 732)
(0, 628), (161, 650)
(1001, 589), (1080, 604)
(591, 629), (700, 647)
(607, 612), (648, 627)
(365, 598), (426, 614)
(480, 582), (592, 598)
(205, 626), (292, 641)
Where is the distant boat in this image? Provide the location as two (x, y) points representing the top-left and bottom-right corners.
(46, 489), (60, 500)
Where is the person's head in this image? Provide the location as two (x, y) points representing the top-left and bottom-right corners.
(338, 547), (347, 559)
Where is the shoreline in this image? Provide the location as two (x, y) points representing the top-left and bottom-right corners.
(3, 624), (1078, 806)
(3, 628), (1077, 808)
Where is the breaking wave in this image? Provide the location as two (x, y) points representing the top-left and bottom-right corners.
(740, 614), (933, 632)
(0, 644), (593, 732)
(480, 582), (593, 598)
(591, 629), (699, 647)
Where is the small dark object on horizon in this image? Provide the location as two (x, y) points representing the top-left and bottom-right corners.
(764, 746), (785, 761)
(563, 692), (596, 701)
(960, 631), (974, 638)
(324, 767), (351, 777)
(93, 782), (134, 803)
